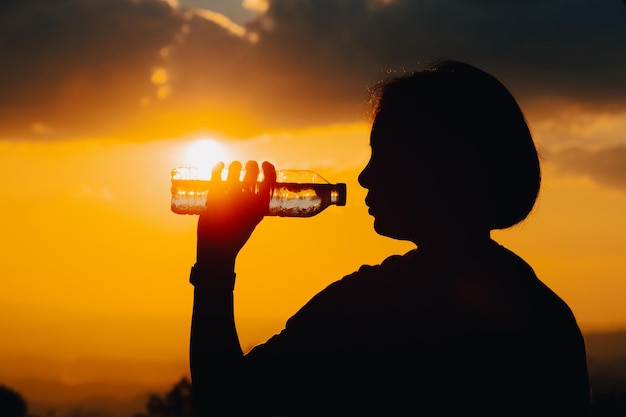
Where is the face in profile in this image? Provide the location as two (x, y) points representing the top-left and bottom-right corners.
(358, 110), (448, 244)
(361, 62), (541, 240)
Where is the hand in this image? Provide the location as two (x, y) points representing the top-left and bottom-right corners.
(196, 160), (276, 264)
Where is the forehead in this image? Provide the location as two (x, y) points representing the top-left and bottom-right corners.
(370, 107), (428, 147)
(368, 113), (418, 167)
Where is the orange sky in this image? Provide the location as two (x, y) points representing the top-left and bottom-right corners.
(2, 122), (626, 391)
(1, 0), (626, 414)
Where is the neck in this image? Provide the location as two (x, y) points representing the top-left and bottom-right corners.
(414, 228), (493, 260)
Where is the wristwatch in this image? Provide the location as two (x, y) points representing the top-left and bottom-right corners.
(189, 262), (236, 291)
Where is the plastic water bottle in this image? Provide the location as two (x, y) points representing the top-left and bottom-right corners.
(171, 166), (347, 217)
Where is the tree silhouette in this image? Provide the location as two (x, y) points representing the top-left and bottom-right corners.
(0, 385), (27, 417)
(134, 377), (192, 417)
(131, 375), (626, 417)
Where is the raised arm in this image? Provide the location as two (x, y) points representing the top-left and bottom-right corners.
(189, 160), (275, 416)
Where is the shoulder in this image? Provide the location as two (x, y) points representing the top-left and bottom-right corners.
(302, 251), (414, 303)
(245, 252), (416, 355)
(321, 249), (414, 285)
(453, 241), (580, 334)
(265, 251), (418, 331)
(491, 243), (577, 319)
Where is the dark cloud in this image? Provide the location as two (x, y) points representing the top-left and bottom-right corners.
(164, 0), (626, 135)
(547, 146), (626, 191)
(243, 0), (626, 110)
(1, 0), (625, 139)
(0, 0), (183, 138)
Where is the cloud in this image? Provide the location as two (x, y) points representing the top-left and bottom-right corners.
(1, 0), (625, 140)
(546, 146), (626, 192)
(0, 0), (184, 138)
(191, 7), (250, 39)
(531, 105), (626, 149)
(246, 0), (626, 109)
(242, 0), (269, 13)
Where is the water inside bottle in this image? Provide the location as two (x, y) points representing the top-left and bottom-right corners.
(269, 183), (329, 217)
(171, 179), (209, 214)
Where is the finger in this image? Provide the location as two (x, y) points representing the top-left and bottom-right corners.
(261, 161), (277, 184)
(211, 161), (225, 182)
(243, 160), (260, 187)
(227, 161), (242, 183)
(259, 161), (276, 208)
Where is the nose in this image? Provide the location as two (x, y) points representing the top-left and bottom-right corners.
(358, 162), (371, 189)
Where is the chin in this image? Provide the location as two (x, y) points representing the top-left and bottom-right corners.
(373, 219), (408, 241)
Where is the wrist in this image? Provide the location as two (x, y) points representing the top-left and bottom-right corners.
(189, 262), (236, 290)
(196, 247), (237, 267)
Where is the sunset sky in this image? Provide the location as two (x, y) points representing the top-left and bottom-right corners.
(1, 0), (626, 412)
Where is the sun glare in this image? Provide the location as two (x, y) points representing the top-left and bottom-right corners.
(184, 138), (230, 179)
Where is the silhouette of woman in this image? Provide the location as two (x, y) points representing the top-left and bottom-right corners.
(188, 60), (591, 416)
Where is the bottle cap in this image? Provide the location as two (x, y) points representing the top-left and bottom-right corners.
(337, 183), (347, 206)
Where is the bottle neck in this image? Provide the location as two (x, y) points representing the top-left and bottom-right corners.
(331, 183), (347, 206)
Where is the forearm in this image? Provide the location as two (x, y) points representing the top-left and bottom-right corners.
(190, 160), (272, 415)
(189, 263), (245, 416)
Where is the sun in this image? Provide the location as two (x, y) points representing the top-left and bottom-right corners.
(184, 138), (230, 179)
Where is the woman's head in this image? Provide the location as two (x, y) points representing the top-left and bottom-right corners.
(361, 60), (540, 233)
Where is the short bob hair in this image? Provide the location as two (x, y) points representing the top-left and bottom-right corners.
(369, 60), (541, 230)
